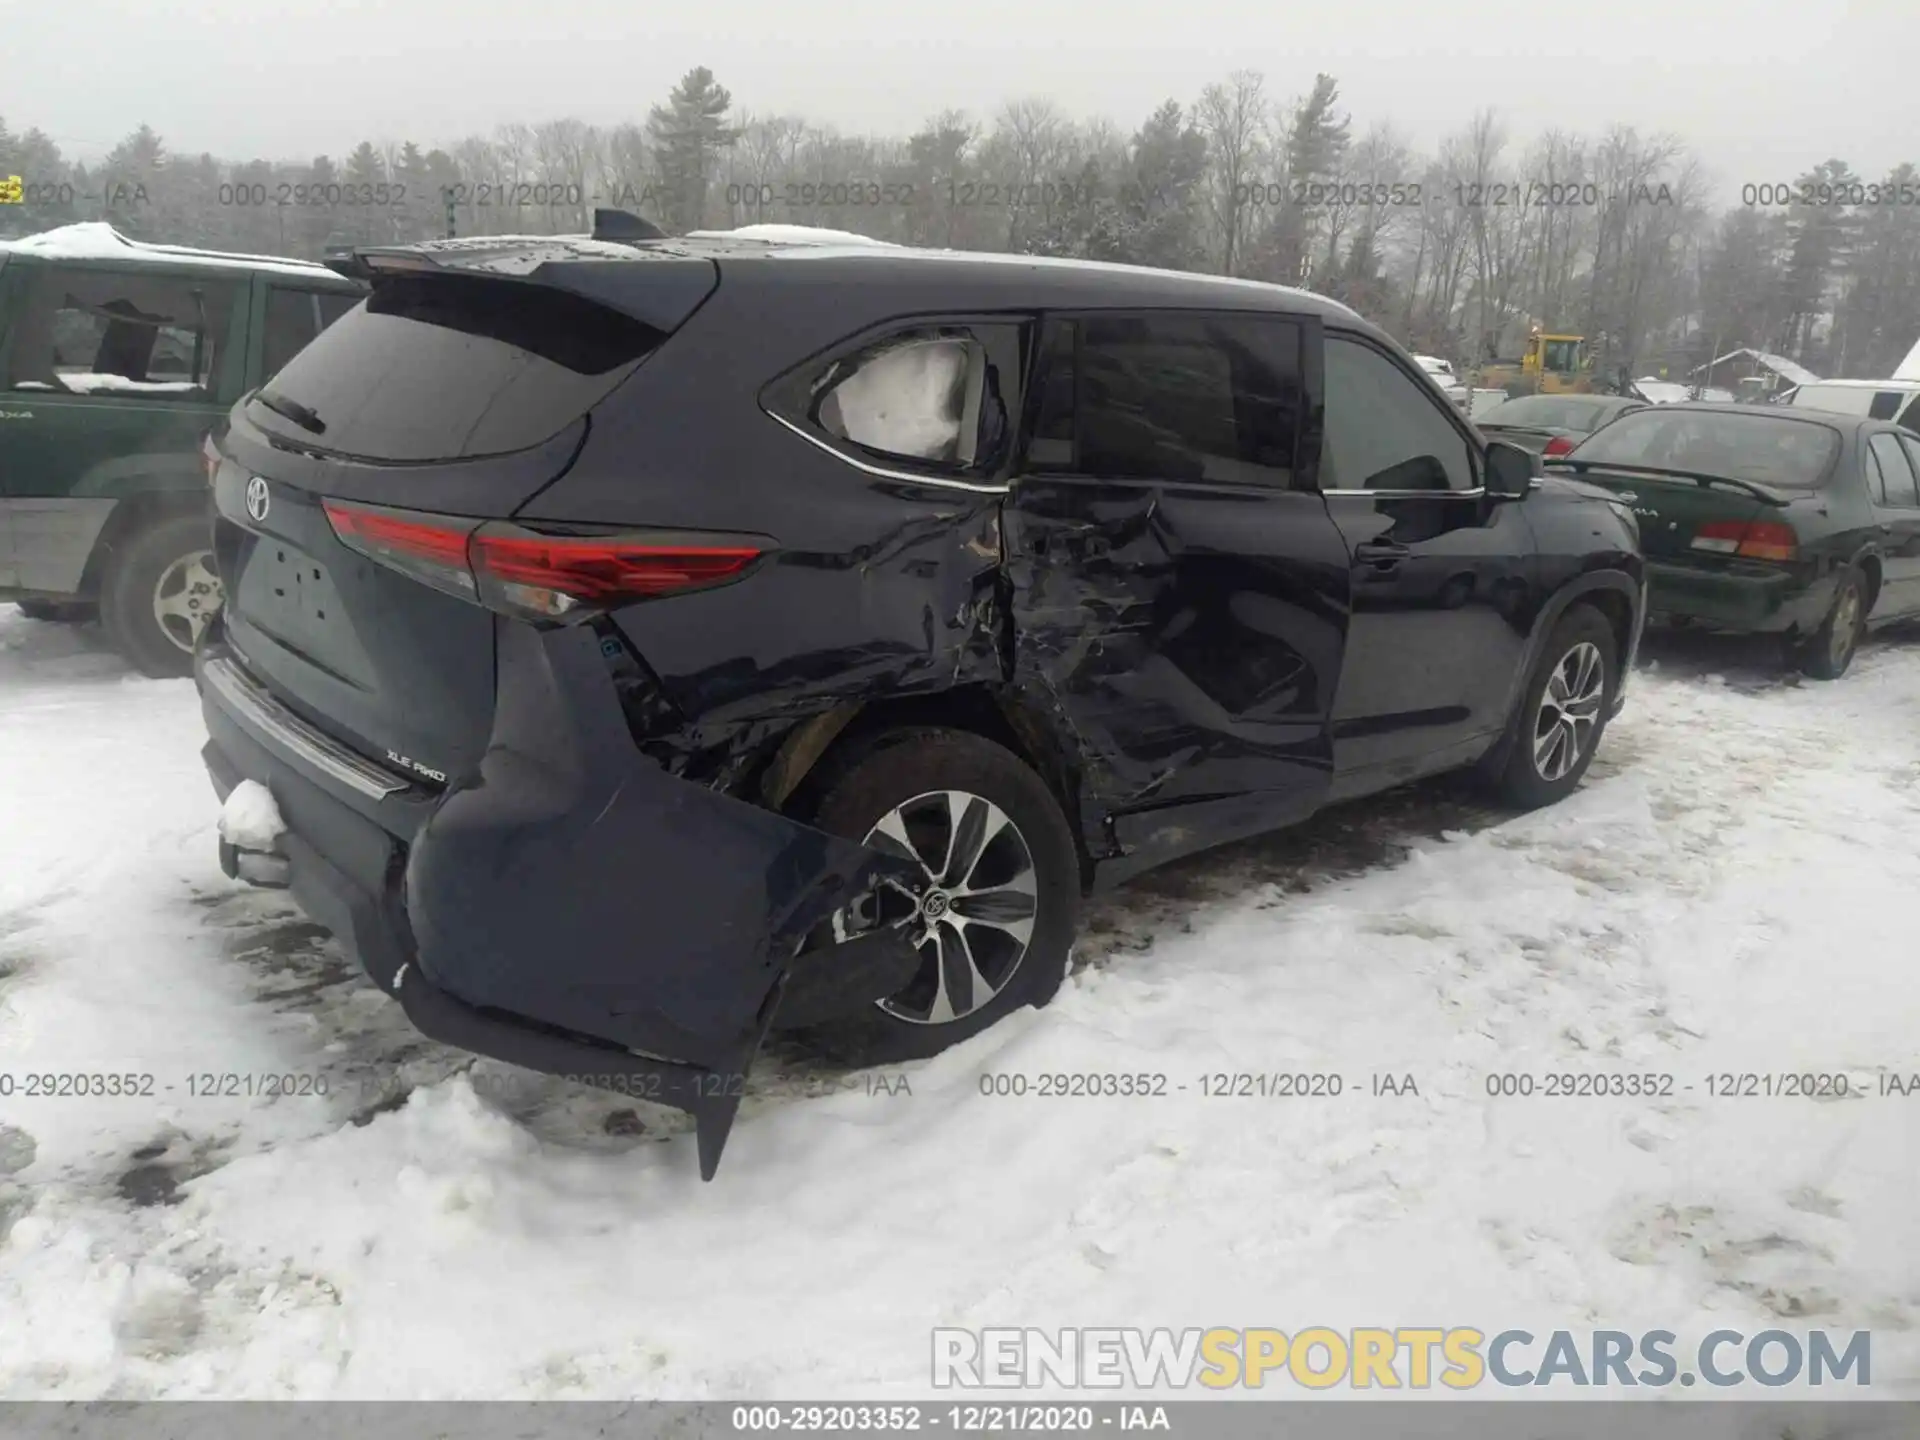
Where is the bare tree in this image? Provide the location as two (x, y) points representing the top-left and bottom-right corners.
(1196, 70), (1267, 275)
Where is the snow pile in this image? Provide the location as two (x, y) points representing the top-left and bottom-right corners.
(1, 609), (1919, 1398)
(216, 779), (285, 853)
(0, 222), (333, 278)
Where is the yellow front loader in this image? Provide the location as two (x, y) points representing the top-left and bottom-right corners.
(1476, 330), (1595, 396)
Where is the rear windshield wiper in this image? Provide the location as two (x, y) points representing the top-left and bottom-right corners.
(1546, 460), (1793, 506)
(252, 388), (326, 436)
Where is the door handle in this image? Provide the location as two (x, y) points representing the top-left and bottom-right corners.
(1354, 541), (1410, 568)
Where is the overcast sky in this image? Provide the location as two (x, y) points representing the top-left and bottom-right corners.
(8, 0), (1912, 191)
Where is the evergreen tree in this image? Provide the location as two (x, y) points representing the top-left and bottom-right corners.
(647, 67), (742, 232)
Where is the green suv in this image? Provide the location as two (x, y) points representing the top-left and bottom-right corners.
(0, 223), (363, 675)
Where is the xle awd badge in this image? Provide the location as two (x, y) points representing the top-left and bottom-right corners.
(245, 476), (270, 524)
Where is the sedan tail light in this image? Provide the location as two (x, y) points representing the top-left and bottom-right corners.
(323, 498), (769, 621)
(1690, 519), (1799, 563)
(1541, 435), (1577, 458)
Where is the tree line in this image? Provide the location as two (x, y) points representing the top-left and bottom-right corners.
(5, 67), (1918, 379)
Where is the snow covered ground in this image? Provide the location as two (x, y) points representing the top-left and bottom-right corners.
(1, 608), (1918, 1399)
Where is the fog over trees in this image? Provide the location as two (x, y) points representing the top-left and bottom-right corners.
(6, 65), (1918, 377)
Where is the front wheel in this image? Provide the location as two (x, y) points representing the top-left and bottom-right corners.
(100, 514), (223, 679)
(793, 727), (1081, 1066)
(1483, 605), (1618, 810)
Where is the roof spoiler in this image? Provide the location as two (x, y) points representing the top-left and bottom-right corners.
(321, 244), (375, 281)
(591, 208), (667, 242)
(319, 210), (667, 279)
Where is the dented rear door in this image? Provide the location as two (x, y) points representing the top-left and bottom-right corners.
(1003, 311), (1350, 867)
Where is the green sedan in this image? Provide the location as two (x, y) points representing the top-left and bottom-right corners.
(1546, 402), (1920, 680)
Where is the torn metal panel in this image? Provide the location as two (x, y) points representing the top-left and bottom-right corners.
(1002, 473), (1349, 859)
(406, 622), (922, 1069)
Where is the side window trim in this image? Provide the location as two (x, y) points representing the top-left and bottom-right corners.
(1317, 328), (1483, 497)
(761, 314), (1028, 495)
(1870, 430), (1920, 510)
(1014, 306), (1316, 491)
(1898, 432), (1920, 491)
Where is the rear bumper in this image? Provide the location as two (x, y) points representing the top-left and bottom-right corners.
(195, 619), (917, 1177)
(1645, 559), (1830, 634)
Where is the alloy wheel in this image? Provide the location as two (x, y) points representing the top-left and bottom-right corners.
(1829, 586), (1861, 669)
(152, 550), (224, 654)
(1532, 640), (1606, 783)
(839, 789), (1039, 1025)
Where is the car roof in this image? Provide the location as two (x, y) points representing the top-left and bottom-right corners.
(0, 222), (357, 285)
(361, 230), (1376, 329)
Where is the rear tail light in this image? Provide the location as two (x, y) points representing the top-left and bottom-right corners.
(201, 433), (221, 486)
(1542, 435), (1577, 458)
(323, 502), (480, 600)
(322, 499), (768, 621)
(1690, 519), (1799, 562)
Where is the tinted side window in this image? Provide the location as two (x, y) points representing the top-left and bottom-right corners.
(1025, 313), (1302, 487)
(1899, 395), (1920, 438)
(1869, 432), (1920, 508)
(1322, 334), (1475, 492)
(262, 288), (359, 377)
(263, 288), (321, 378)
(5, 265), (241, 401)
(1865, 445), (1889, 505)
(1868, 390), (1905, 421)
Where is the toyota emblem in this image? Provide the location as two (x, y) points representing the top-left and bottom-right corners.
(245, 476), (270, 524)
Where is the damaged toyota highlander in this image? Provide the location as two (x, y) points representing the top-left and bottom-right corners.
(194, 224), (1646, 1178)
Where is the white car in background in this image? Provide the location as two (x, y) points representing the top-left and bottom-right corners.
(1413, 354), (1471, 409)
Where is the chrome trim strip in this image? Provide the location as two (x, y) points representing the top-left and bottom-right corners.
(765, 411), (1010, 495)
(202, 655), (408, 801)
(1322, 487), (1489, 498)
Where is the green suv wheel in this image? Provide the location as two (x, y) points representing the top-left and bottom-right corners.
(101, 514), (224, 679)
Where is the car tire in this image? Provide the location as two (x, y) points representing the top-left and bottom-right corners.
(1483, 604), (1618, 810)
(1795, 566), (1865, 681)
(14, 600), (96, 623)
(100, 513), (223, 679)
(792, 727), (1081, 1066)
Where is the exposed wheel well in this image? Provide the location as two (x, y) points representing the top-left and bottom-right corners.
(77, 492), (212, 601)
(1568, 586), (1634, 669)
(1855, 554), (1882, 613)
(768, 686), (1096, 887)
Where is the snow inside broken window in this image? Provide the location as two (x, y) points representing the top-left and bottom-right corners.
(815, 334), (979, 465)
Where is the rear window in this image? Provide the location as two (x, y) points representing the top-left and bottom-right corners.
(1566, 409), (1840, 488)
(1480, 395), (1617, 431)
(247, 273), (666, 462)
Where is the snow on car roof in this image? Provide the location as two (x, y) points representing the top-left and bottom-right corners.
(1689, 347), (1820, 387)
(683, 223), (903, 247)
(0, 221), (340, 279)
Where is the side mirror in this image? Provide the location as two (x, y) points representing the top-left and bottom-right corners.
(1485, 439), (1536, 499)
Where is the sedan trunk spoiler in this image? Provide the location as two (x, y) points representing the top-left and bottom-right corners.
(1546, 461), (1794, 507)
